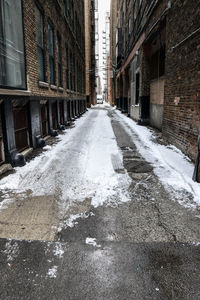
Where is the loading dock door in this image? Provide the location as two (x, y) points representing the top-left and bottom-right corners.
(13, 105), (29, 152)
(51, 102), (57, 129)
(41, 104), (48, 137)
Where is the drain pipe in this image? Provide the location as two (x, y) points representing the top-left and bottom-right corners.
(193, 122), (200, 182)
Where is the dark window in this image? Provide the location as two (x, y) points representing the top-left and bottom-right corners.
(63, 0), (67, 16)
(35, 5), (45, 82)
(71, 0), (74, 31)
(48, 22), (55, 85)
(0, 0), (26, 89)
(57, 35), (62, 87)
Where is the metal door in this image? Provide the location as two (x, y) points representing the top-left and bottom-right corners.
(41, 104), (48, 137)
(59, 102), (64, 124)
(13, 105), (29, 152)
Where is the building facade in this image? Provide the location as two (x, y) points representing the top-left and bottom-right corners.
(0, 0), (86, 168)
(111, 0), (200, 162)
(109, 0), (118, 106)
(85, 0), (96, 107)
(102, 12), (110, 102)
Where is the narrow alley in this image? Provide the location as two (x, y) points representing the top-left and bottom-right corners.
(0, 106), (199, 299)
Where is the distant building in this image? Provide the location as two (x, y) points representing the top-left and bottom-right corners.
(110, 0), (200, 162)
(85, 0), (96, 107)
(0, 0), (86, 169)
(102, 11), (110, 102)
(109, 0), (118, 105)
(97, 76), (102, 95)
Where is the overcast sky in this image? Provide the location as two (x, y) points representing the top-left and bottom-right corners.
(98, 0), (110, 92)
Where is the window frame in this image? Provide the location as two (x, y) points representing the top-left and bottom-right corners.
(57, 33), (62, 87)
(48, 21), (55, 85)
(0, 0), (26, 90)
(35, 2), (46, 82)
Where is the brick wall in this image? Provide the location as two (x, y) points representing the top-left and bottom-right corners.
(163, 0), (200, 161)
(23, 0), (86, 100)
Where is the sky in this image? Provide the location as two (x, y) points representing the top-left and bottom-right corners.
(98, 0), (111, 93)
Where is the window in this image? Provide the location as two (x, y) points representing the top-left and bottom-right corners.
(57, 34), (62, 87)
(35, 5), (45, 82)
(0, 0), (26, 89)
(71, 0), (74, 31)
(63, 0), (67, 16)
(65, 46), (69, 89)
(48, 22), (55, 85)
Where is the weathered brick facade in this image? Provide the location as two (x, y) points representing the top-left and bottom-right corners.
(163, 0), (200, 161)
(0, 0), (88, 168)
(23, 0), (86, 98)
(85, 0), (96, 107)
(111, 0), (200, 161)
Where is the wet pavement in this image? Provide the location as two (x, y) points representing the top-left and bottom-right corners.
(0, 106), (200, 299)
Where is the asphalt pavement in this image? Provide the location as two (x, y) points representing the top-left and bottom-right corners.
(0, 106), (199, 300)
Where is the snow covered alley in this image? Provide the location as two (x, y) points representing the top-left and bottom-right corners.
(0, 106), (131, 240)
(0, 106), (200, 300)
(0, 105), (199, 243)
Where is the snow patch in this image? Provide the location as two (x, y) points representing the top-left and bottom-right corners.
(115, 110), (200, 207)
(0, 109), (131, 225)
(53, 243), (64, 258)
(47, 266), (58, 278)
(64, 212), (94, 228)
(43, 145), (52, 151)
(4, 240), (19, 261)
(86, 237), (101, 248)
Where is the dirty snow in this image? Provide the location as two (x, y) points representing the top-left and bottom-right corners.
(53, 243), (64, 258)
(85, 237), (101, 248)
(47, 266), (58, 279)
(0, 109), (131, 226)
(4, 240), (19, 261)
(115, 110), (200, 207)
(62, 212), (95, 229)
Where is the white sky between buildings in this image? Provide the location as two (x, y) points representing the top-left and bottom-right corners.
(98, 0), (110, 93)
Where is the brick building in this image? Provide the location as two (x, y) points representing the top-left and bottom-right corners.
(109, 0), (118, 106)
(0, 0), (87, 169)
(111, 0), (200, 161)
(85, 0), (96, 107)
